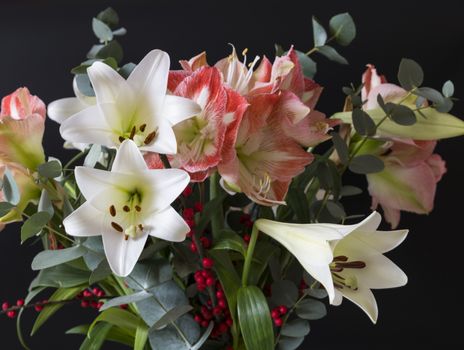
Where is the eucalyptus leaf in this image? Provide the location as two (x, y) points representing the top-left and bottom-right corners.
(317, 45), (348, 64)
(349, 155), (384, 174)
(277, 336), (305, 350)
(38, 190), (54, 217)
(436, 97), (454, 113)
(38, 160), (62, 179)
(280, 319), (310, 338)
(390, 104), (417, 126)
(352, 108), (376, 136)
(398, 58), (423, 90)
(326, 201), (346, 220)
(126, 258), (172, 291)
(237, 286), (274, 350)
(30, 264), (91, 289)
(295, 298), (327, 320)
(148, 315), (200, 350)
(294, 50), (317, 78)
(119, 62), (136, 79)
(442, 80), (454, 97)
(100, 291), (151, 311)
(329, 13), (356, 46)
(286, 187), (310, 223)
(97, 7), (119, 28)
(0, 202), (15, 217)
(312, 16), (327, 47)
(21, 211), (52, 243)
(415, 87), (444, 105)
(340, 185), (362, 197)
(76, 74), (95, 97)
(152, 304), (193, 330)
(89, 259), (112, 284)
(271, 280), (298, 307)
(92, 17), (113, 42)
(84, 144), (102, 168)
(3, 168), (20, 205)
(330, 132), (349, 164)
(31, 245), (88, 270)
(96, 40), (123, 64)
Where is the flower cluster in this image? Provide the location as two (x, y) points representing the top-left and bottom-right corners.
(2, 7), (464, 350)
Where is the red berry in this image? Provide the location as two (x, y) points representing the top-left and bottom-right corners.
(190, 242), (197, 252)
(216, 290), (224, 299)
(274, 318), (283, 327)
(194, 202), (203, 212)
(83, 290), (92, 298)
(226, 346), (234, 350)
(194, 314), (203, 323)
(239, 214), (251, 223)
(213, 306), (222, 315)
(201, 320), (209, 328)
(243, 234), (251, 243)
(34, 304), (43, 312)
(182, 186), (193, 197)
(278, 305), (288, 315)
(186, 219), (195, 228)
(97, 302), (104, 309)
(6, 311), (16, 319)
(206, 299), (212, 306)
(218, 299), (227, 309)
(200, 237), (211, 249)
(120, 304), (128, 309)
(201, 306), (212, 320)
(2, 302), (9, 311)
(195, 275), (205, 285)
(91, 301), (99, 308)
(16, 299), (25, 307)
(183, 208), (194, 219)
(80, 301), (89, 308)
(197, 283), (206, 292)
(202, 257), (214, 269)
(92, 288), (100, 295)
(271, 309), (280, 319)
(218, 322), (228, 333)
(226, 317), (233, 327)
(201, 270), (209, 278)
(206, 277), (215, 286)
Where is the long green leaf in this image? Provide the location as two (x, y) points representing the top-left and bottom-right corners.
(32, 286), (83, 335)
(134, 324), (149, 350)
(79, 322), (112, 350)
(237, 286), (274, 350)
(31, 245), (87, 270)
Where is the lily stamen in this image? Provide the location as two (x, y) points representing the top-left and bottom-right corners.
(143, 129), (158, 145)
(123, 205), (130, 212)
(109, 205), (116, 217)
(111, 222), (123, 232)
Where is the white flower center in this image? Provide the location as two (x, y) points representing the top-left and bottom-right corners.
(117, 123), (158, 147)
(330, 255), (366, 291)
(108, 190), (146, 240)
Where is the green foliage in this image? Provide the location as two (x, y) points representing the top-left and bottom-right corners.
(389, 104), (417, 125)
(31, 245), (88, 270)
(3, 168), (20, 205)
(398, 58), (423, 90)
(271, 280), (299, 307)
(352, 108), (376, 136)
(0, 202), (15, 216)
(79, 322), (113, 350)
(312, 17), (327, 47)
(295, 299), (327, 320)
(30, 264), (91, 289)
(237, 286), (274, 350)
(317, 45), (348, 64)
(331, 132), (349, 165)
(21, 211), (52, 243)
(38, 160), (62, 179)
(212, 229), (247, 256)
(349, 154), (385, 174)
(93, 18), (113, 42)
(329, 13), (356, 46)
(280, 319), (310, 337)
(442, 80), (454, 97)
(294, 50), (317, 78)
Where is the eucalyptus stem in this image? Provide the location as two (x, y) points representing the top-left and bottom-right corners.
(209, 172), (224, 238)
(242, 224), (259, 286)
(274, 290), (309, 345)
(63, 150), (87, 170)
(305, 35), (336, 56)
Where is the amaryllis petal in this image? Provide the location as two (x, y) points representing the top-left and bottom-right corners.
(361, 64), (387, 102)
(179, 51), (208, 72)
(1, 87), (46, 121)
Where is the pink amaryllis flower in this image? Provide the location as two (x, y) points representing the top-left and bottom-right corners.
(157, 66), (248, 182)
(367, 140), (446, 228)
(0, 87), (46, 170)
(218, 94), (313, 206)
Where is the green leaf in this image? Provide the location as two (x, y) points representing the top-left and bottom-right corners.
(442, 80), (454, 98)
(295, 298), (327, 320)
(96, 40), (123, 64)
(84, 144), (102, 168)
(152, 304), (193, 330)
(31, 245), (88, 270)
(326, 201), (346, 220)
(329, 13), (356, 46)
(330, 132), (349, 164)
(237, 286), (274, 350)
(92, 18), (113, 42)
(286, 187), (310, 223)
(30, 264), (91, 289)
(148, 315), (200, 350)
(67, 324), (134, 347)
(90, 308), (141, 335)
(38, 160), (62, 179)
(21, 211), (52, 243)
(97, 7), (119, 29)
(32, 286), (83, 335)
(100, 291), (151, 311)
(3, 168), (20, 205)
(352, 108), (376, 136)
(340, 185), (362, 197)
(349, 155), (384, 174)
(76, 74), (95, 97)
(79, 322), (113, 350)
(389, 104), (417, 126)
(134, 324), (149, 350)
(275, 44), (284, 56)
(280, 319), (310, 338)
(398, 58), (424, 90)
(191, 322), (214, 350)
(317, 45), (348, 64)
(435, 97), (454, 113)
(38, 190), (54, 217)
(212, 229), (246, 256)
(415, 87), (444, 105)
(119, 62), (136, 79)
(126, 258), (172, 291)
(89, 259), (112, 284)
(271, 280), (298, 307)
(294, 50), (317, 78)
(0, 202), (15, 217)
(195, 191), (227, 234)
(312, 16), (327, 47)
(249, 241), (280, 286)
(277, 336), (305, 350)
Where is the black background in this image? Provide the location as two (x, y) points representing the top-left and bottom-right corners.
(1, 0), (463, 348)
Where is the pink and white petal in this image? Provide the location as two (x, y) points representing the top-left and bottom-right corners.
(163, 95), (201, 126)
(388, 140), (436, 166)
(279, 47), (305, 96)
(361, 64), (387, 101)
(179, 51), (208, 72)
(302, 79), (323, 109)
(88, 62), (128, 104)
(60, 106), (114, 147)
(168, 70), (191, 93)
(380, 204), (401, 229)
(102, 228), (148, 277)
(127, 49), (169, 106)
(145, 206), (190, 242)
(63, 202), (103, 237)
(47, 97), (88, 124)
(1, 87), (46, 120)
(189, 169), (211, 182)
(252, 56), (272, 83)
(339, 286), (378, 324)
(143, 152), (165, 169)
(112, 140), (148, 174)
(426, 154), (447, 181)
(274, 91), (311, 125)
(365, 83), (408, 110)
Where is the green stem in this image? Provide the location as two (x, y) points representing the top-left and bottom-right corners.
(305, 35), (336, 56)
(63, 150), (87, 170)
(209, 172), (224, 238)
(242, 224), (259, 286)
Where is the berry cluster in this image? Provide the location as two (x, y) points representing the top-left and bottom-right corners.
(77, 287), (105, 309)
(239, 213), (254, 243)
(271, 305), (288, 327)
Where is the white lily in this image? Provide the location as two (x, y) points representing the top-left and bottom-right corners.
(60, 49), (201, 154)
(255, 212), (408, 323)
(63, 139), (190, 276)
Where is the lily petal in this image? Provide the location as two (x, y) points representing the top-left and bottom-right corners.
(62, 202), (103, 237)
(163, 95), (201, 126)
(88, 62), (128, 103)
(339, 286), (379, 324)
(112, 139), (148, 173)
(47, 97), (88, 124)
(145, 206), (190, 242)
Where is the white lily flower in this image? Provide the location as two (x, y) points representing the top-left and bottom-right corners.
(59, 49), (201, 154)
(255, 212), (408, 323)
(63, 139), (191, 276)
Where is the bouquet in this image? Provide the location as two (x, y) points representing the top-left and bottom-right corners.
(1, 7), (462, 350)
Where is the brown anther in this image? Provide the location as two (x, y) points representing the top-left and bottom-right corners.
(118, 136), (125, 143)
(138, 224), (144, 231)
(143, 130), (157, 145)
(129, 126), (136, 140)
(339, 261), (366, 269)
(109, 205), (116, 217)
(124, 235), (129, 241)
(111, 222), (123, 232)
(139, 124), (147, 132)
(123, 205), (130, 212)
(135, 205), (142, 212)
(333, 256), (349, 262)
